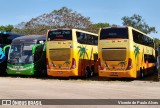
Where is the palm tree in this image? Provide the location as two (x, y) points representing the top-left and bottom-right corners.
(77, 45), (89, 59)
(63, 61), (71, 68)
(58, 64), (62, 68)
(134, 45), (140, 60)
(118, 61), (126, 70)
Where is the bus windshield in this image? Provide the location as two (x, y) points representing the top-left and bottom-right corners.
(8, 43), (34, 64)
(100, 28), (128, 39)
(48, 30), (72, 41)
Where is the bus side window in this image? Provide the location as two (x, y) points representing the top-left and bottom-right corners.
(34, 46), (43, 62)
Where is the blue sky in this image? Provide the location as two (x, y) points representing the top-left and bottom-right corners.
(0, 0), (159, 39)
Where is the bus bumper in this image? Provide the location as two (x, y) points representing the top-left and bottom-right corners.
(98, 70), (136, 78)
(47, 69), (76, 77)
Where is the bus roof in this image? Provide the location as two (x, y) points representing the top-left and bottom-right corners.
(12, 35), (46, 43)
(0, 32), (24, 38)
(48, 28), (98, 36)
(101, 26), (154, 40)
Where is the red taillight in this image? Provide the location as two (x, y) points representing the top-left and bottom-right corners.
(126, 58), (132, 70)
(70, 58), (76, 69)
(98, 58), (104, 70)
(46, 58), (50, 69)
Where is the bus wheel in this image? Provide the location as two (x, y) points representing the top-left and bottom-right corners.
(85, 67), (90, 78)
(90, 66), (94, 77)
(140, 68), (144, 79)
(42, 69), (47, 77)
(90, 70), (94, 77)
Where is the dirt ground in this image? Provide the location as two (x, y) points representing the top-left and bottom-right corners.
(0, 74), (160, 108)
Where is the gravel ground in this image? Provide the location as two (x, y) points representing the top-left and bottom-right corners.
(0, 74), (160, 108)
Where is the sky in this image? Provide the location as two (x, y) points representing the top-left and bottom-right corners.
(0, 0), (159, 39)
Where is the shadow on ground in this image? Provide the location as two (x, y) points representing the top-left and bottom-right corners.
(0, 72), (159, 82)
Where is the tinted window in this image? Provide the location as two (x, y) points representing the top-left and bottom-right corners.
(144, 54), (156, 63)
(76, 32), (98, 45)
(0, 32), (23, 44)
(132, 30), (154, 48)
(48, 30), (72, 41)
(100, 28), (128, 39)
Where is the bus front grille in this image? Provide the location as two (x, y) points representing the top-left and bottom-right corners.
(102, 48), (126, 61)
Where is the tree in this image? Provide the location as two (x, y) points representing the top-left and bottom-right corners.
(90, 22), (110, 33)
(13, 7), (93, 35)
(121, 14), (157, 34)
(154, 38), (160, 47)
(0, 25), (14, 32)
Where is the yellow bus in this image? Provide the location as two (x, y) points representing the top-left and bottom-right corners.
(46, 29), (98, 77)
(98, 26), (156, 78)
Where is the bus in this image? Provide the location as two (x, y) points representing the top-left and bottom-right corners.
(98, 26), (156, 79)
(158, 45), (160, 80)
(7, 35), (46, 76)
(46, 29), (98, 77)
(0, 32), (24, 75)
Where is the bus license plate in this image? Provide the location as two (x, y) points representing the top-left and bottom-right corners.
(57, 72), (63, 74)
(110, 72), (118, 76)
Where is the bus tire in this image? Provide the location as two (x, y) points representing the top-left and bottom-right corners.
(140, 68), (144, 79)
(85, 67), (90, 78)
(90, 66), (94, 77)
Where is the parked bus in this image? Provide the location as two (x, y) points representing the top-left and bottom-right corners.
(98, 26), (156, 78)
(46, 29), (98, 77)
(0, 32), (24, 75)
(158, 45), (160, 80)
(7, 35), (46, 76)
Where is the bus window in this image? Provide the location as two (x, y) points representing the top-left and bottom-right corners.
(21, 43), (34, 63)
(76, 32), (98, 45)
(48, 30), (72, 41)
(100, 28), (128, 39)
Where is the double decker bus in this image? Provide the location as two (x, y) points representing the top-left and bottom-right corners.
(98, 26), (156, 79)
(46, 29), (98, 77)
(0, 32), (24, 75)
(7, 35), (46, 76)
(158, 45), (160, 80)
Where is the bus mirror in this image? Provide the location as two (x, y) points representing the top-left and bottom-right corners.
(32, 44), (41, 54)
(39, 41), (44, 44)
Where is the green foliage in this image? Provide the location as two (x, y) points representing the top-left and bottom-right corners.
(12, 25), (50, 35)
(89, 22), (110, 33)
(0, 25), (14, 32)
(13, 7), (93, 35)
(154, 38), (160, 47)
(92, 22), (110, 28)
(121, 14), (157, 34)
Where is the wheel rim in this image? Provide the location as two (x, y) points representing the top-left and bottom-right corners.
(85, 69), (89, 78)
(90, 70), (94, 77)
